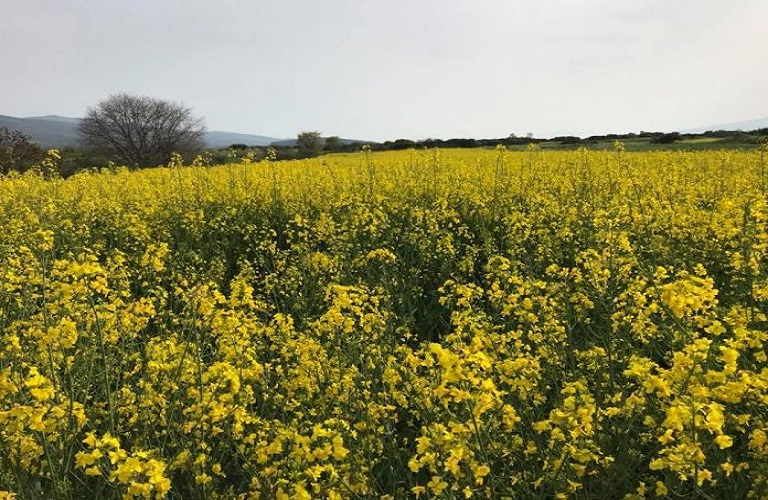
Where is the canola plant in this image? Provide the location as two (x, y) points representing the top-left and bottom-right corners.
(1, 146), (768, 498)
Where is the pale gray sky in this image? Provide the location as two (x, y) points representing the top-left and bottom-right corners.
(2, 0), (766, 141)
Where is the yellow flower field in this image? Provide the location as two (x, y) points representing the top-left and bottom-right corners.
(2, 145), (768, 498)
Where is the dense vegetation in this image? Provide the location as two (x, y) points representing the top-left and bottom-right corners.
(2, 146), (768, 498)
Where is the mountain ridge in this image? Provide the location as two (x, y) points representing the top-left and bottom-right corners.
(0, 115), (288, 148)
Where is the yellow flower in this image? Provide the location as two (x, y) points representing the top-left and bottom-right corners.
(293, 484), (311, 500)
(473, 464), (491, 485)
(696, 469), (712, 486)
(84, 466), (101, 476)
(714, 434), (733, 449)
(195, 473), (212, 485)
(332, 435), (349, 460)
(427, 476), (449, 495)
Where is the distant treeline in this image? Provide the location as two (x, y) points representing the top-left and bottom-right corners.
(4, 126), (768, 178)
(91, 127), (768, 165)
(365, 128), (768, 151)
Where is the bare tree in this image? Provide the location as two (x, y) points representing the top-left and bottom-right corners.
(0, 127), (43, 174)
(79, 93), (206, 168)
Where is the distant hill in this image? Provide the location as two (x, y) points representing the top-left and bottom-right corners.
(24, 115), (81, 124)
(0, 115), (286, 149)
(681, 117), (768, 134)
(0, 115), (81, 148)
(204, 130), (284, 148)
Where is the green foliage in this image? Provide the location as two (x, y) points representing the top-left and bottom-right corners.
(0, 127), (43, 174)
(652, 132), (681, 144)
(323, 136), (342, 151)
(296, 131), (324, 158)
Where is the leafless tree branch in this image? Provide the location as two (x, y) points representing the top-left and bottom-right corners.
(79, 93), (206, 168)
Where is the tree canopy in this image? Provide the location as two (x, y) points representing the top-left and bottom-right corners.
(296, 131), (324, 158)
(0, 127), (43, 174)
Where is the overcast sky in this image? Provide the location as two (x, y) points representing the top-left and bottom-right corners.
(2, 0), (767, 141)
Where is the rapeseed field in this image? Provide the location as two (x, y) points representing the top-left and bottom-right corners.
(2, 145), (768, 498)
